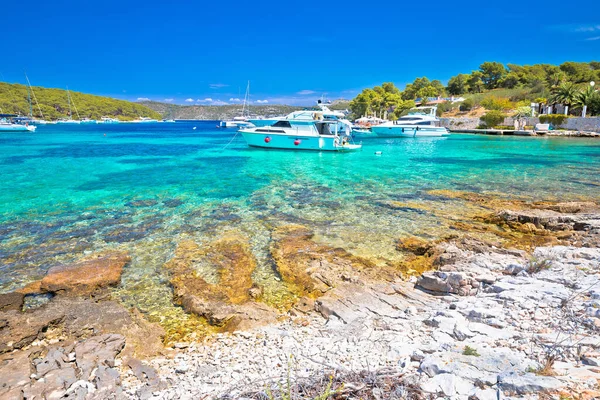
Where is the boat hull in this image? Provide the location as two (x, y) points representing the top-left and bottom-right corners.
(240, 131), (361, 152)
(0, 124), (36, 132)
(371, 125), (449, 138)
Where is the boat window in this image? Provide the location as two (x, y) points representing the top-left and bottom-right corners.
(316, 123), (332, 135)
(415, 121), (434, 125)
(272, 120), (292, 128)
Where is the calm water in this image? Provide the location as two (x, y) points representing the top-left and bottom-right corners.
(1, 122), (599, 327)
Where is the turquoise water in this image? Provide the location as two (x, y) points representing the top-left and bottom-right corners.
(1, 122), (599, 322)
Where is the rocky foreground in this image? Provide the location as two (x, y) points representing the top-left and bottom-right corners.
(1, 199), (600, 399)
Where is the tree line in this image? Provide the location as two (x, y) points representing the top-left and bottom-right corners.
(350, 61), (600, 118)
(0, 82), (162, 121)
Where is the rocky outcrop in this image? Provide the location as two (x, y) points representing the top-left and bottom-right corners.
(0, 297), (164, 357)
(140, 240), (600, 399)
(0, 334), (130, 399)
(38, 252), (130, 296)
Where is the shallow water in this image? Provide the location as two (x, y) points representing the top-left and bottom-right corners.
(1, 122), (599, 333)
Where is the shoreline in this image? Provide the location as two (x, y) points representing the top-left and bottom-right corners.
(1, 196), (600, 399)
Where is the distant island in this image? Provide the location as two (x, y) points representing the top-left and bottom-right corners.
(0, 82), (162, 121)
(139, 100), (351, 121)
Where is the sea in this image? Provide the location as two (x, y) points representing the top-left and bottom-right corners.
(1, 121), (599, 335)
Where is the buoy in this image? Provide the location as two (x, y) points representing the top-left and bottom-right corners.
(193, 127), (197, 130)
(103, 133), (106, 137)
(264, 136), (271, 143)
(294, 139), (301, 146)
(375, 151), (382, 155)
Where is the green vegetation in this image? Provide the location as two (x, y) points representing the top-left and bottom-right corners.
(538, 114), (569, 126)
(463, 346), (480, 357)
(0, 82), (161, 121)
(480, 110), (507, 128)
(446, 61), (600, 115)
(349, 82), (415, 119)
(349, 61), (600, 118)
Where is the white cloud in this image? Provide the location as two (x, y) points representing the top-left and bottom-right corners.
(198, 98), (213, 102)
(586, 36), (600, 41)
(164, 98), (174, 102)
(185, 98), (194, 102)
(575, 24), (600, 32)
(229, 97), (242, 102)
(297, 90), (316, 95)
(209, 83), (229, 89)
(255, 99), (269, 104)
(137, 97), (151, 101)
(211, 100), (229, 105)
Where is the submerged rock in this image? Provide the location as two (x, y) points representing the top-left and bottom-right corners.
(165, 235), (277, 330)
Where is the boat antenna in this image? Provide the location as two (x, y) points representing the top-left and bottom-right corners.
(24, 72), (45, 119)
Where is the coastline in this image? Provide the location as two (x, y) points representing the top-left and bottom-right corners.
(1, 195), (599, 399)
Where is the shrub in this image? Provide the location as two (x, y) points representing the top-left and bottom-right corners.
(459, 98), (474, 111)
(436, 101), (454, 116)
(463, 346), (480, 357)
(538, 114), (569, 126)
(480, 110), (507, 127)
(481, 96), (514, 111)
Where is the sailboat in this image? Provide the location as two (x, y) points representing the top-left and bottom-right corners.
(218, 81), (254, 128)
(56, 87), (81, 124)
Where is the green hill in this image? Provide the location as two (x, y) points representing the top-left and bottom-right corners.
(141, 101), (350, 120)
(0, 82), (162, 121)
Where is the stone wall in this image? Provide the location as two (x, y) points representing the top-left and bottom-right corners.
(439, 118), (480, 130)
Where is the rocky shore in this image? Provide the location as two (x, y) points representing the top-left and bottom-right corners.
(1, 197), (599, 399)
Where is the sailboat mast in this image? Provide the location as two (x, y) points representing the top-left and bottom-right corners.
(242, 81), (250, 117)
(67, 87), (72, 119)
(27, 84), (32, 118)
(24, 73), (44, 119)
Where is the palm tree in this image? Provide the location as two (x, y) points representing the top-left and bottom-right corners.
(575, 85), (598, 114)
(550, 82), (578, 113)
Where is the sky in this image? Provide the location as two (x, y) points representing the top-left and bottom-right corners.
(1, 0), (599, 106)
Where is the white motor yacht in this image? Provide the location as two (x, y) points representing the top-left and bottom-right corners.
(239, 112), (360, 152)
(371, 106), (449, 138)
(248, 100), (348, 128)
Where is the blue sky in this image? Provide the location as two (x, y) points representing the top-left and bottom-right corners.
(1, 0), (598, 105)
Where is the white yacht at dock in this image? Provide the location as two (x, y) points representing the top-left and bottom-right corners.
(370, 106), (449, 138)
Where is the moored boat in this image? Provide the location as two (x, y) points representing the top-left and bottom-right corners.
(0, 115), (36, 132)
(371, 106), (449, 138)
(239, 113), (360, 152)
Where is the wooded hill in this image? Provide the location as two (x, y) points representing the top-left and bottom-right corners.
(0, 82), (162, 121)
(141, 101), (351, 120)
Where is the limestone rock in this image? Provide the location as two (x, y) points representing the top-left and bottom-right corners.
(0, 291), (24, 312)
(497, 372), (562, 394)
(39, 252), (130, 296)
(75, 334), (125, 380)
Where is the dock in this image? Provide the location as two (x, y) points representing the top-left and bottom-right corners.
(451, 129), (535, 136)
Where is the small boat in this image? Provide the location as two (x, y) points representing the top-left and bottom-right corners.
(371, 106), (449, 138)
(0, 116), (36, 132)
(100, 117), (120, 124)
(239, 112), (361, 152)
(163, 119), (175, 123)
(133, 117), (158, 123)
(56, 119), (81, 124)
(219, 81), (255, 128)
(80, 118), (97, 124)
(56, 87), (81, 124)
